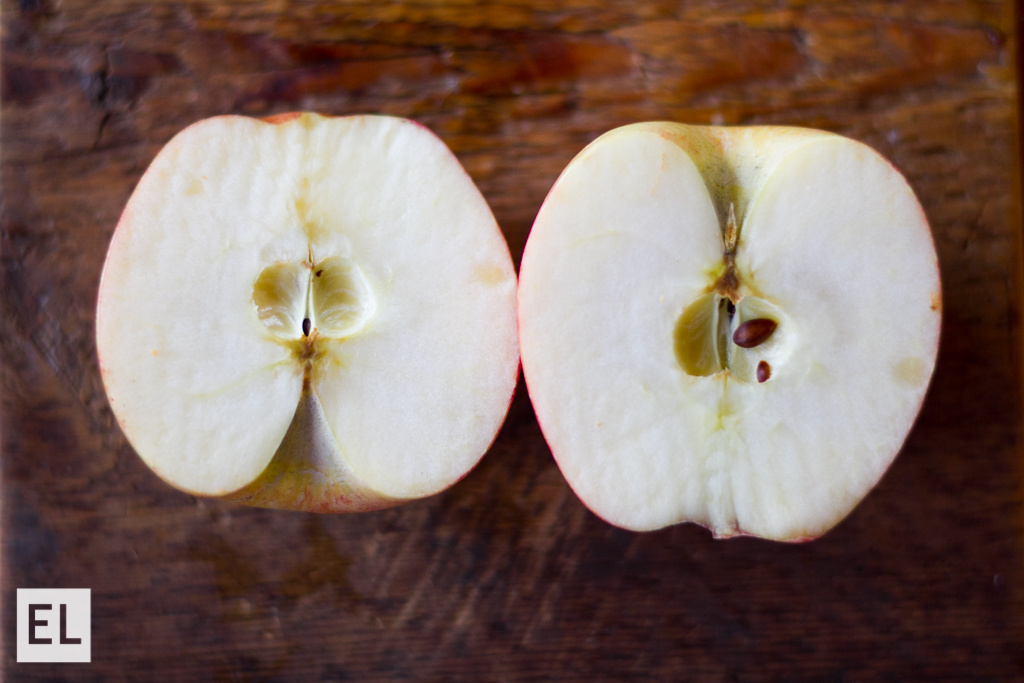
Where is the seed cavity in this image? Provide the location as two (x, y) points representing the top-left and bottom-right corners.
(675, 293), (788, 383)
(311, 256), (376, 338)
(253, 256), (375, 343)
(252, 262), (309, 339)
(674, 293), (724, 377)
(733, 318), (777, 349)
(756, 360), (771, 383)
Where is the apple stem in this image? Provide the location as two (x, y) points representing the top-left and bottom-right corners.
(723, 202), (738, 254)
(714, 203), (741, 298)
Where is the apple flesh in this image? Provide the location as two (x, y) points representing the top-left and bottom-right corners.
(518, 123), (940, 540)
(97, 113), (519, 512)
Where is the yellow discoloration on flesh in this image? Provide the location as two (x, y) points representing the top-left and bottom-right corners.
(893, 356), (929, 386)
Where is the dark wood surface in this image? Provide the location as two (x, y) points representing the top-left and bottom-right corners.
(3, 1), (1023, 680)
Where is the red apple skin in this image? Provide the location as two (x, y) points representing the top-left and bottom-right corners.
(262, 112), (304, 125)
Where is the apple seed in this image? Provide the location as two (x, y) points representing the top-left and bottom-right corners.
(756, 360), (771, 383)
(733, 318), (777, 349)
(302, 318), (311, 337)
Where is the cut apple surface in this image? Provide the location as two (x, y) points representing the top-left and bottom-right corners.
(518, 123), (940, 540)
(97, 113), (519, 512)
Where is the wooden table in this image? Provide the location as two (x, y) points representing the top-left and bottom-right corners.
(2, 1), (1022, 679)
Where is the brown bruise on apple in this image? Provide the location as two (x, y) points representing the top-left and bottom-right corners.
(673, 203), (790, 385)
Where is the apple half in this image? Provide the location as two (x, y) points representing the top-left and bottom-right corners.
(518, 123), (940, 540)
(97, 113), (519, 512)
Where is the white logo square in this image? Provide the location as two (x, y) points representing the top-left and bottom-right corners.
(17, 589), (91, 663)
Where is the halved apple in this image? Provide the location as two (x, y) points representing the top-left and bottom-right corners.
(97, 113), (519, 512)
(518, 123), (940, 540)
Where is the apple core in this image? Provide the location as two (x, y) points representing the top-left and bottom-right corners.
(253, 256), (375, 342)
(673, 292), (790, 384)
(253, 255), (376, 369)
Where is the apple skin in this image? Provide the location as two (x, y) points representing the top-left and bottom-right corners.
(517, 122), (941, 541)
(96, 112), (520, 513)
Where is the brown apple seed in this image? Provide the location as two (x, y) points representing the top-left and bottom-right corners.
(733, 318), (777, 348)
(757, 360), (771, 383)
(302, 318), (311, 337)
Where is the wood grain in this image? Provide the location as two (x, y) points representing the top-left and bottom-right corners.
(2, 0), (1022, 680)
